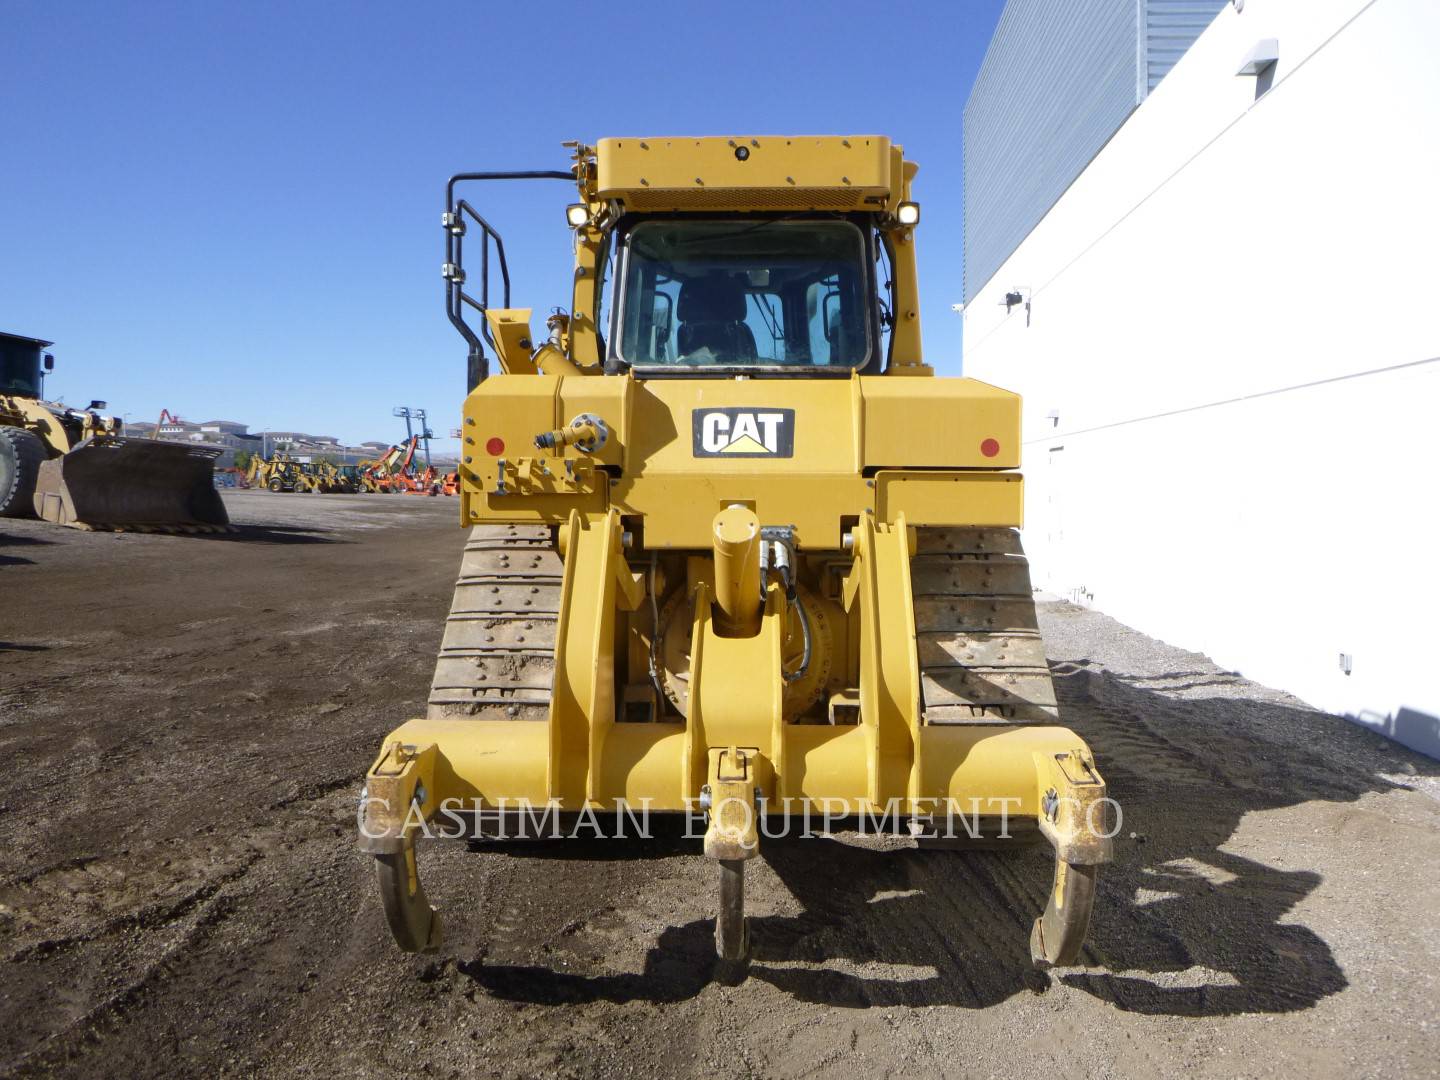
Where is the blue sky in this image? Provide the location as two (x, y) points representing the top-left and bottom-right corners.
(0, 0), (1004, 452)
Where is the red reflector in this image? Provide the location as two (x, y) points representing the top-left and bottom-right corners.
(485, 437), (505, 456)
(980, 438), (1001, 458)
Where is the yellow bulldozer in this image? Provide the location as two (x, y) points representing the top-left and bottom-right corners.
(359, 137), (1113, 974)
(0, 333), (228, 531)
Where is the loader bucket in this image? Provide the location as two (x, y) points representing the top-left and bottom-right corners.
(33, 437), (230, 531)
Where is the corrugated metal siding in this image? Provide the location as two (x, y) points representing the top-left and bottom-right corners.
(963, 0), (1138, 305)
(1143, 0), (1227, 91)
(962, 0), (1225, 304)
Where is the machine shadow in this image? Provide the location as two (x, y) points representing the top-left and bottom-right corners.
(1042, 662), (1434, 1016)
(202, 525), (346, 546)
(461, 664), (1436, 1015)
(0, 532), (55, 547)
(460, 920), (718, 1006)
(468, 817), (699, 862)
(0, 532), (53, 564)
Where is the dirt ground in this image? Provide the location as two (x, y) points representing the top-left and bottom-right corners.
(2, 490), (1437, 1079)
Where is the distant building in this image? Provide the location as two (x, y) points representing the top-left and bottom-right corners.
(123, 417), (399, 468)
(199, 420), (249, 436)
(255, 430), (385, 466)
(157, 420), (200, 439)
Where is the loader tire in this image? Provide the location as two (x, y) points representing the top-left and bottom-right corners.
(0, 425), (47, 518)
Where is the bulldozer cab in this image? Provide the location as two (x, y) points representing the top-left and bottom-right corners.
(442, 137), (928, 388)
(607, 215), (880, 375)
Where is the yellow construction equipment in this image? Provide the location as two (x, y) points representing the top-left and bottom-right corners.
(360, 435), (433, 494)
(245, 453), (285, 491)
(0, 334), (228, 531)
(355, 463), (389, 493)
(244, 452), (327, 493)
(360, 137), (1114, 973)
(324, 463), (367, 493)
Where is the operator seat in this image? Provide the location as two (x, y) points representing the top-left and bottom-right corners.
(677, 275), (758, 361)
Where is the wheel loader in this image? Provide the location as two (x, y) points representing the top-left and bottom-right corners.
(0, 332), (228, 531)
(359, 137), (1114, 973)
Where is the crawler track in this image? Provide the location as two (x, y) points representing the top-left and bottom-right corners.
(427, 524), (561, 721)
(429, 525), (1058, 726)
(912, 526), (1058, 724)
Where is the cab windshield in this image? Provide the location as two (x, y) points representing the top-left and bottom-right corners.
(615, 218), (871, 371)
(0, 340), (42, 397)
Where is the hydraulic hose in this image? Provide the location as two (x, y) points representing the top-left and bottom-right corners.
(783, 592), (812, 685)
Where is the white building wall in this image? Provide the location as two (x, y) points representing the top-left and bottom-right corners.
(962, 0), (1440, 756)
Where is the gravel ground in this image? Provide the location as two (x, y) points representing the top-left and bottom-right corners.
(1, 491), (1437, 1079)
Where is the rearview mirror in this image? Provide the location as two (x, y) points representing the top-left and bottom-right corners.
(42, 353), (55, 372)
